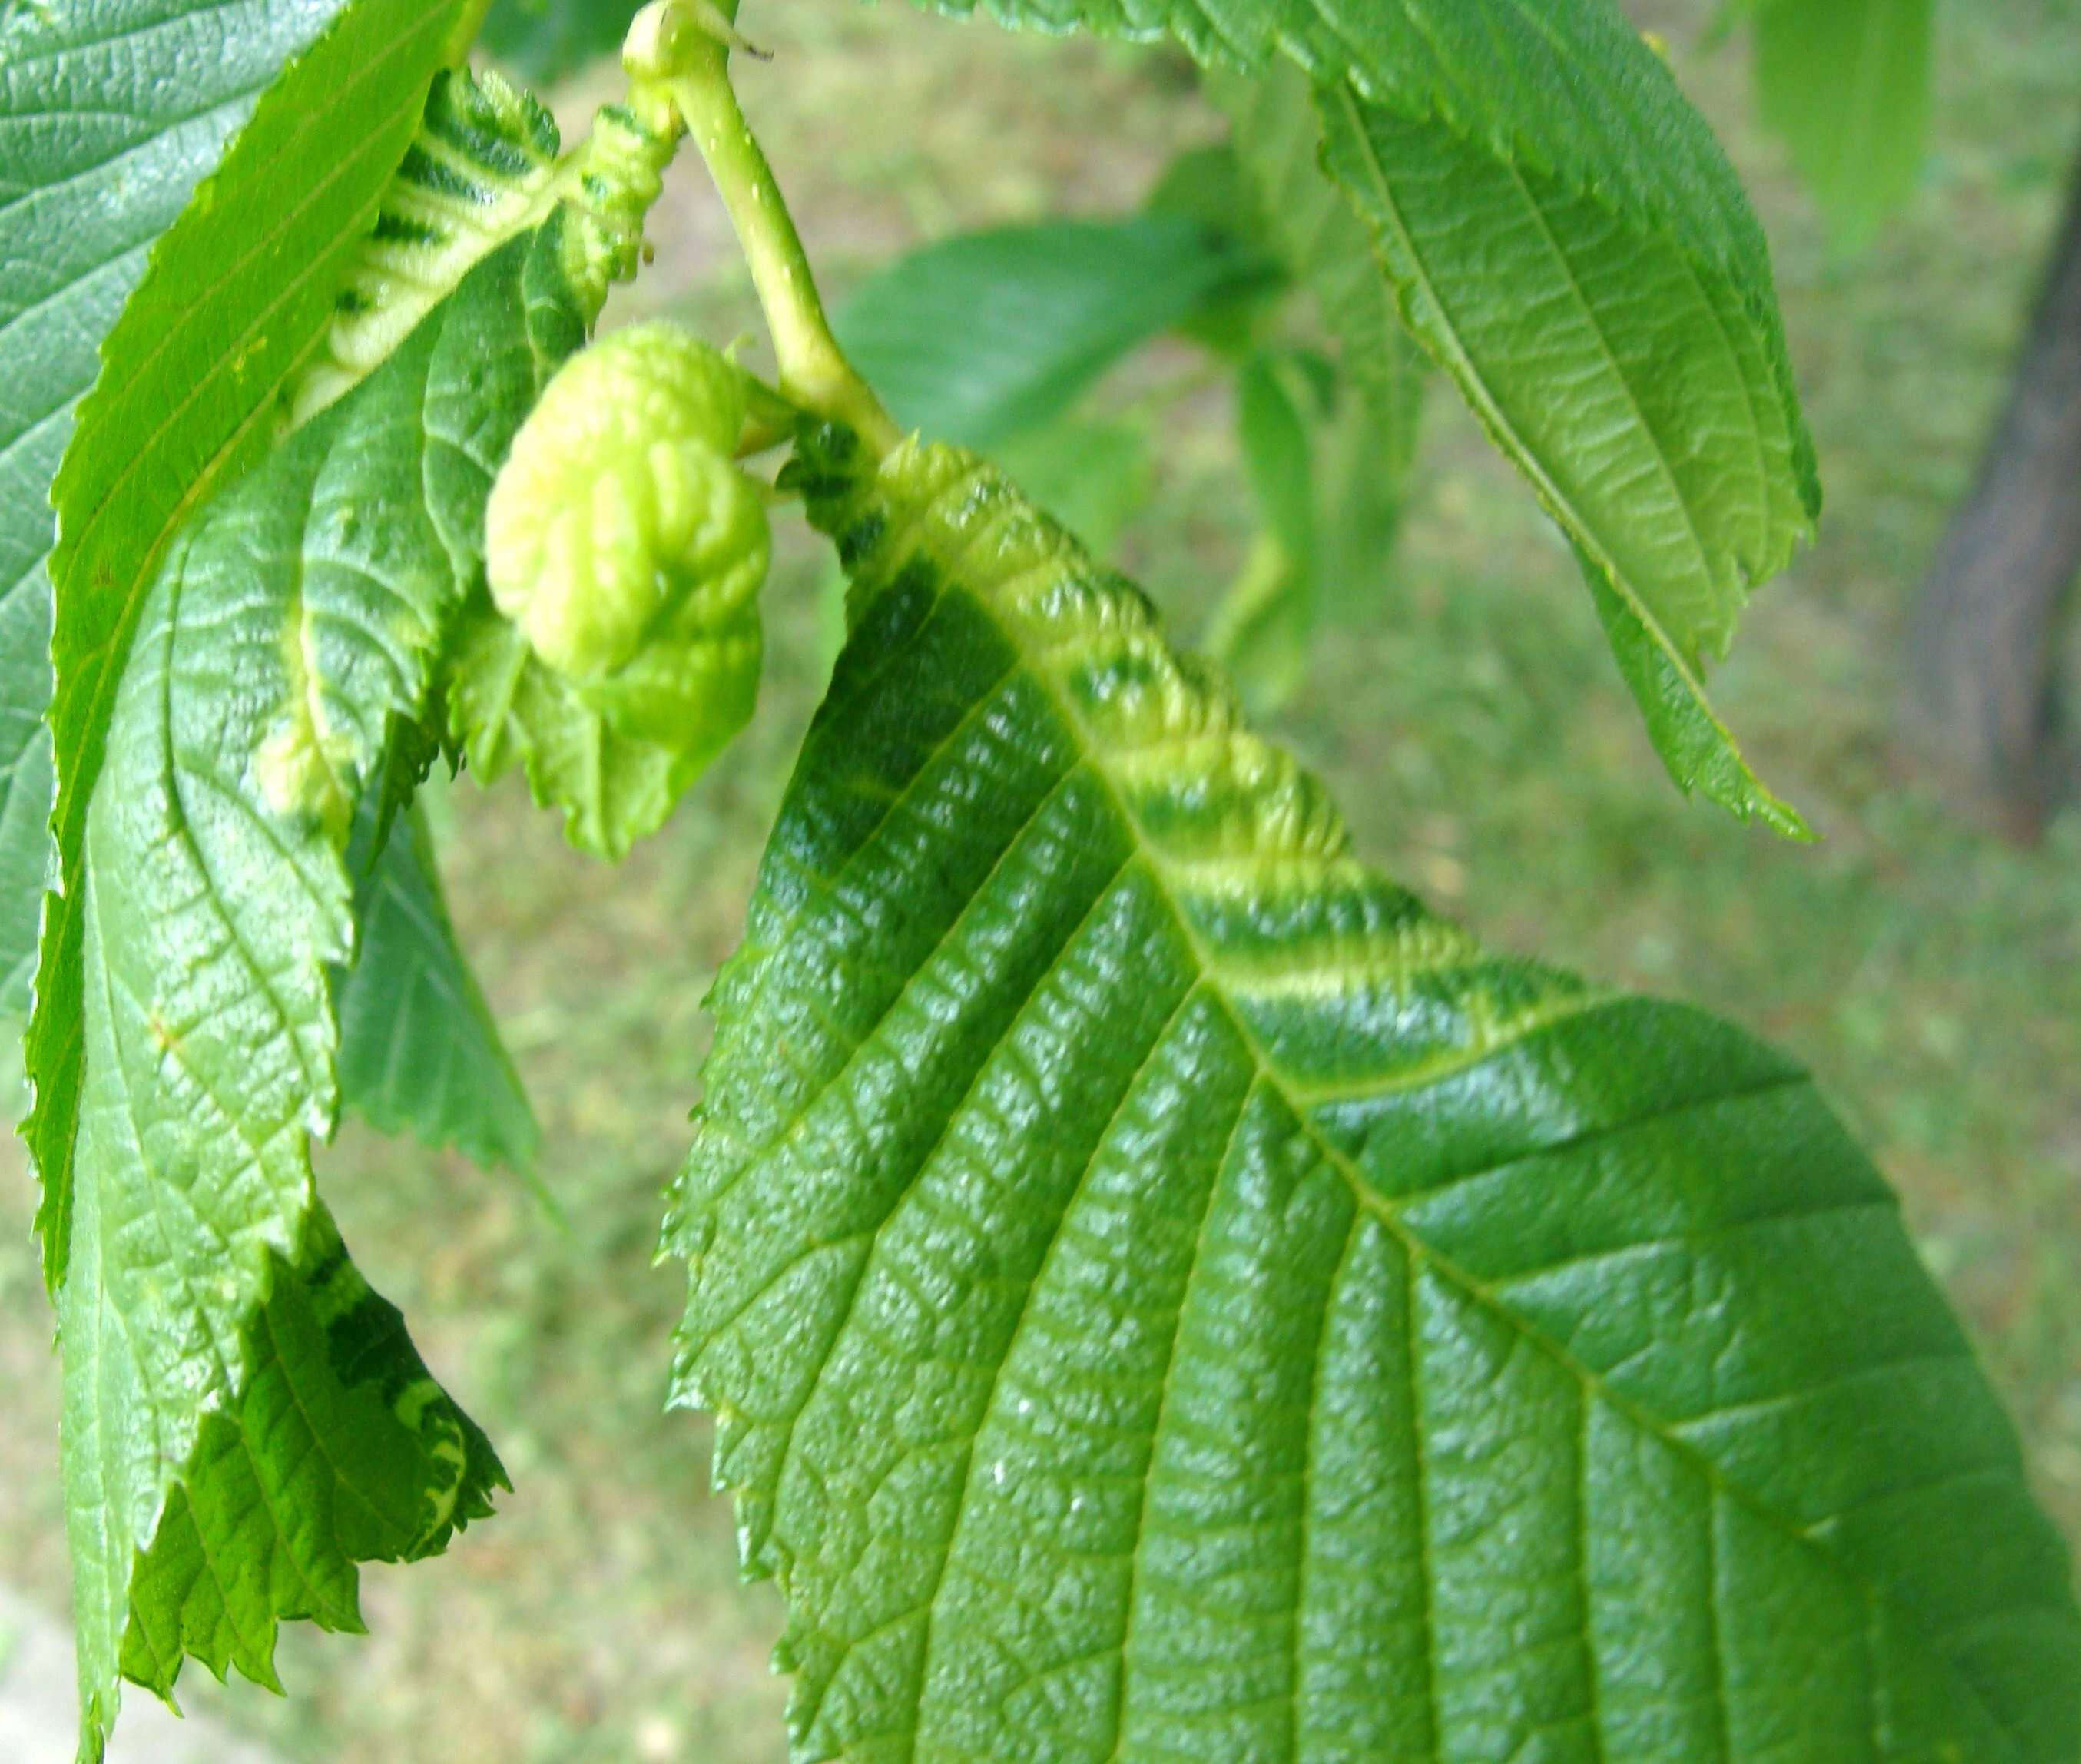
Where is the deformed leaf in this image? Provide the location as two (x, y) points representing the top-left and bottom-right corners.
(668, 423), (2081, 1764)
(448, 601), (715, 860)
(28, 0), (481, 1291)
(118, 1202), (507, 1697)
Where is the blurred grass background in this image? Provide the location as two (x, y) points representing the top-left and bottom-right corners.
(4, 1), (2080, 1758)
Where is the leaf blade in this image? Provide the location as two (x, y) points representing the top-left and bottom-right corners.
(336, 802), (538, 1175)
(669, 426), (2080, 1763)
(1316, 81), (1811, 834)
(836, 216), (1270, 449)
(0, 0), (352, 1019)
(906, 0), (1820, 824)
(1754, 0), (1934, 251)
(58, 210), (589, 1751)
(26, 0), (477, 1288)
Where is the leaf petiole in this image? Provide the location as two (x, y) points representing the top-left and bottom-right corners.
(624, 1), (899, 453)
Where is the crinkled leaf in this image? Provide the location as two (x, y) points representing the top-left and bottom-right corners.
(0, 0), (353, 1019)
(336, 801), (538, 1175)
(27, 0), (479, 1290)
(448, 598), (711, 860)
(910, 0), (1819, 829)
(119, 1203), (507, 1699)
(993, 419), (1152, 556)
(669, 423), (2081, 1764)
(59, 224), (587, 1756)
(837, 217), (1273, 449)
(1754, 0), (1934, 251)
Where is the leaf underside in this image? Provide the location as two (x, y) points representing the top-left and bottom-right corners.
(336, 801), (539, 1175)
(58, 224), (584, 1754)
(669, 424), (2080, 1764)
(911, 0), (1820, 828)
(447, 595), (717, 861)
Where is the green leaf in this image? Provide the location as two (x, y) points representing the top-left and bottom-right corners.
(26, 0), (481, 1291)
(0, 0), (356, 1019)
(482, 0), (645, 84)
(669, 423), (2081, 1764)
(448, 597), (714, 860)
(1214, 60), (1424, 610)
(1208, 352), (1317, 713)
(909, 0), (1819, 830)
(1211, 345), (1423, 714)
(1314, 369), (1420, 622)
(336, 801), (539, 1175)
(58, 221), (588, 1756)
(1754, 0), (1934, 250)
(1238, 350), (1316, 565)
(118, 1203), (507, 1701)
(1316, 85), (1813, 837)
(1206, 530), (1314, 714)
(1212, 61), (1426, 443)
(1142, 142), (1291, 359)
(837, 217), (1271, 449)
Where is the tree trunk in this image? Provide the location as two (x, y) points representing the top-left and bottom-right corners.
(1901, 148), (2081, 841)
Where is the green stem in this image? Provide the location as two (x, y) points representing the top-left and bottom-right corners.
(627, 3), (899, 453)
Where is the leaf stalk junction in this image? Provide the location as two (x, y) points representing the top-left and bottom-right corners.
(621, 1), (901, 455)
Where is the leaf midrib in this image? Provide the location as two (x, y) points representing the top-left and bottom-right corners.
(958, 571), (2026, 1759)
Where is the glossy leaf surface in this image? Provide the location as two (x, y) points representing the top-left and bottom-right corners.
(670, 423), (2080, 1764)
